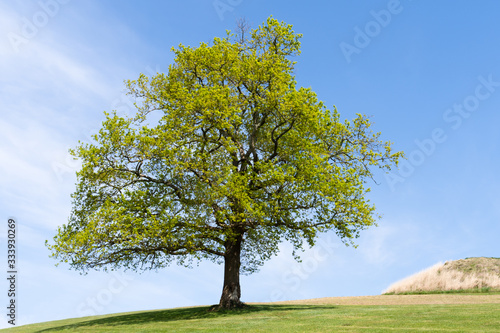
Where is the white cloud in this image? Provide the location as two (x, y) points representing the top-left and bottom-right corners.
(0, 1), (136, 234)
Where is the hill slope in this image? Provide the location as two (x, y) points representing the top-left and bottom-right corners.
(4, 297), (500, 332)
(383, 257), (500, 294)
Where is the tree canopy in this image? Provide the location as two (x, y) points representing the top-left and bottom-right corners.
(47, 17), (402, 309)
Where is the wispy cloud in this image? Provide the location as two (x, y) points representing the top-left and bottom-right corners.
(0, 3), (150, 327)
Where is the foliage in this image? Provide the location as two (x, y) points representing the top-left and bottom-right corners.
(47, 17), (402, 276)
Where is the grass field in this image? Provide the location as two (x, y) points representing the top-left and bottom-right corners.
(4, 294), (500, 332)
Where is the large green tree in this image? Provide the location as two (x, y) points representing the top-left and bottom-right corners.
(47, 17), (402, 309)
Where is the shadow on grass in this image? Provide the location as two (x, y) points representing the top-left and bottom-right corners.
(37, 304), (337, 332)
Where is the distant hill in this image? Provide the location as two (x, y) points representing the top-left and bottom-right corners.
(383, 257), (500, 294)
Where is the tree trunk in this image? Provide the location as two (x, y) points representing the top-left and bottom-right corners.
(218, 233), (244, 309)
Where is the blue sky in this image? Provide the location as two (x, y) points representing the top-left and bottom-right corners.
(1, 0), (500, 327)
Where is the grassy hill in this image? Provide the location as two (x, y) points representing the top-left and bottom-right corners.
(5, 258), (500, 332)
(384, 257), (500, 294)
(3, 294), (500, 332)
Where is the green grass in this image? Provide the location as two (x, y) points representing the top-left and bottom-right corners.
(3, 303), (500, 332)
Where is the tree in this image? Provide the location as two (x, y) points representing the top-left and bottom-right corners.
(47, 17), (402, 310)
